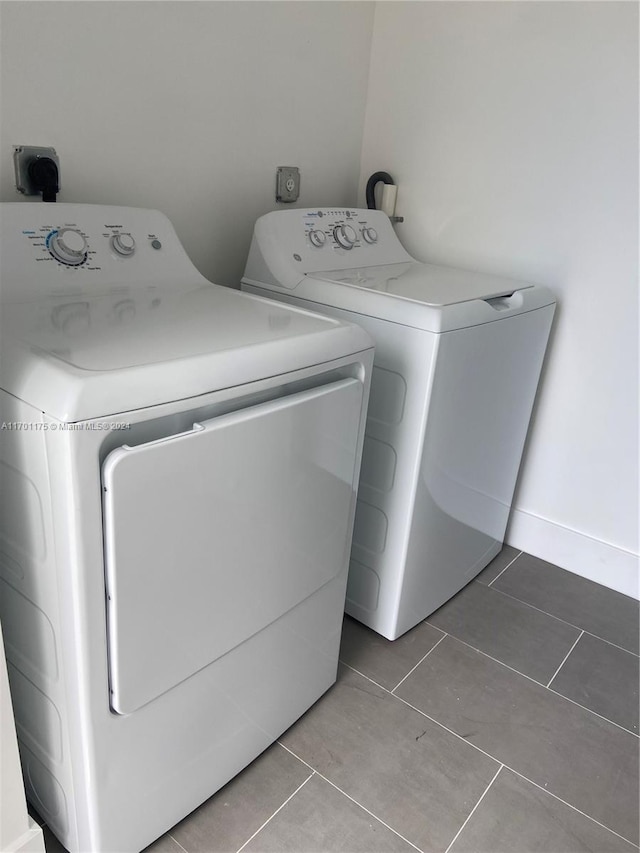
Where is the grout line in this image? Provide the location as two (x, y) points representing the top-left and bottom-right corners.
(442, 634), (560, 689)
(485, 585), (640, 659)
(332, 663), (507, 782)
(580, 628), (640, 659)
(167, 835), (189, 853)
(393, 691), (511, 766)
(545, 686), (640, 738)
(343, 656), (562, 768)
(235, 770), (315, 853)
(393, 692), (640, 848)
(278, 740), (328, 777)
(391, 633), (447, 693)
(282, 675), (640, 851)
(340, 660), (390, 692)
(505, 767), (640, 850)
(345, 636), (639, 739)
(278, 743), (425, 853)
(487, 550), (523, 586)
(440, 634), (640, 738)
(340, 661), (640, 838)
(546, 631), (584, 688)
(443, 765), (504, 853)
(482, 583), (594, 634)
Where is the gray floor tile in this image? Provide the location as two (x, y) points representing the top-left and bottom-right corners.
(475, 545), (521, 585)
(281, 664), (499, 852)
(170, 744), (311, 853)
(144, 834), (186, 853)
(492, 553), (640, 653)
(427, 581), (581, 684)
(243, 773), (416, 852)
(550, 632), (640, 733)
(449, 768), (638, 853)
(396, 636), (640, 844)
(339, 614), (444, 691)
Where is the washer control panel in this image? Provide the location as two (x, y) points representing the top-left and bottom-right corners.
(1, 203), (205, 302)
(301, 209), (382, 254)
(243, 208), (413, 290)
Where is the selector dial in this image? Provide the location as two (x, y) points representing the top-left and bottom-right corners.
(308, 229), (326, 248)
(334, 224), (357, 250)
(48, 228), (88, 266)
(362, 227), (378, 244)
(111, 233), (136, 256)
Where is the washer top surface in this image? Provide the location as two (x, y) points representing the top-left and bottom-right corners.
(0, 203), (372, 421)
(241, 208), (556, 333)
(310, 261), (532, 308)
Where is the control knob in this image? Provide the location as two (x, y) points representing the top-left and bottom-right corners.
(308, 229), (326, 248)
(48, 228), (88, 266)
(362, 227), (378, 244)
(111, 233), (136, 256)
(334, 224), (357, 250)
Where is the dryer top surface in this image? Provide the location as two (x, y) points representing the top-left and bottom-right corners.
(2, 282), (341, 372)
(0, 203), (372, 420)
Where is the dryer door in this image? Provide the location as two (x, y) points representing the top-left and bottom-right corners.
(102, 377), (364, 714)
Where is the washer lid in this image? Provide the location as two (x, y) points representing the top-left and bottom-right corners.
(311, 261), (532, 306)
(0, 282), (373, 421)
(303, 261), (554, 332)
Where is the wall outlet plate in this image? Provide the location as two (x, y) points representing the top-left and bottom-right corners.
(14, 146), (60, 195)
(276, 166), (300, 203)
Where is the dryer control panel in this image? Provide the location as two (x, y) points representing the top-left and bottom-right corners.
(0, 203), (207, 302)
(243, 208), (414, 291)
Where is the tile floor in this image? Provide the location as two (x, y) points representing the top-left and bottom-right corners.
(39, 548), (639, 853)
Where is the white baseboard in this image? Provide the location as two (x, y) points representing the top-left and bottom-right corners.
(506, 508), (639, 600)
(5, 821), (45, 853)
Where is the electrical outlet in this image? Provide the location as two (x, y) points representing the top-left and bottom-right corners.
(14, 146), (60, 195)
(276, 166), (300, 204)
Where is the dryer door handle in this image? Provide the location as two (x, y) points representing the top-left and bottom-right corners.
(111, 377), (361, 455)
(194, 377), (361, 433)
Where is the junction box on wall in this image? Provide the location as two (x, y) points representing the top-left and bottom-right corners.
(276, 166), (300, 203)
(13, 146), (60, 201)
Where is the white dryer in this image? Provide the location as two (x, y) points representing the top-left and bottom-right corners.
(0, 203), (373, 852)
(242, 207), (555, 640)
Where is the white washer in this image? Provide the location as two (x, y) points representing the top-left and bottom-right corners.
(0, 203), (373, 853)
(242, 207), (556, 640)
